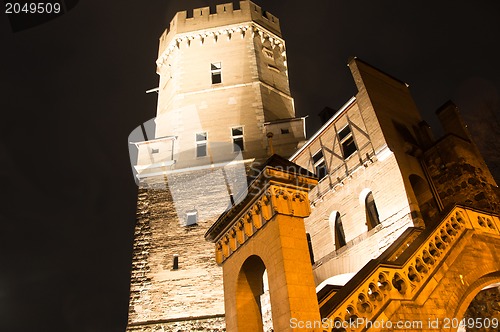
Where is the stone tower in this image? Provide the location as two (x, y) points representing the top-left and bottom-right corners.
(127, 1), (305, 330)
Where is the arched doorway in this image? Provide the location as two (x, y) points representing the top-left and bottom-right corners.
(236, 255), (273, 332)
(457, 281), (500, 332)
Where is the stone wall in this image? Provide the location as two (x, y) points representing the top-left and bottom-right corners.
(127, 316), (225, 332)
(128, 164), (249, 329)
(424, 134), (500, 215)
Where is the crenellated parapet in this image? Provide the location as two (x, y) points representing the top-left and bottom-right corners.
(156, 22), (286, 71)
(205, 154), (317, 264)
(156, 1), (283, 68)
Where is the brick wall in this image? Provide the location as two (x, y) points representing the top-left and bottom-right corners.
(128, 164), (252, 328)
(424, 135), (500, 215)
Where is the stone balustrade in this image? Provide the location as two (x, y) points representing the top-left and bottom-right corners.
(320, 205), (500, 331)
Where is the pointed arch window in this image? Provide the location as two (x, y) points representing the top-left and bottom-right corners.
(330, 212), (346, 249)
(365, 192), (380, 230)
(335, 213), (346, 248)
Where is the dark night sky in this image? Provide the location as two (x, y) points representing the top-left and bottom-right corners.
(1, 1), (499, 331)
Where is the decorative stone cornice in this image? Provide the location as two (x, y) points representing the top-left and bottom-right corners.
(205, 155), (317, 265)
(156, 23), (286, 69)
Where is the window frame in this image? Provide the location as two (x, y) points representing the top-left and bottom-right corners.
(333, 212), (347, 249)
(211, 62), (222, 84)
(231, 126), (244, 152)
(365, 192), (381, 230)
(337, 124), (357, 159)
(195, 131), (208, 158)
(312, 149), (327, 180)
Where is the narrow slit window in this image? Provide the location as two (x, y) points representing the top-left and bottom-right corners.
(172, 254), (179, 270)
(312, 149), (327, 180)
(196, 132), (207, 157)
(338, 125), (357, 159)
(231, 126), (244, 152)
(211, 62), (222, 84)
(306, 233), (314, 265)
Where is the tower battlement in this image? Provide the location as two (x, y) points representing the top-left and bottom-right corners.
(158, 0), (281, 57)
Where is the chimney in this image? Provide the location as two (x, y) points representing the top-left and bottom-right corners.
(436, 101), (472, 141)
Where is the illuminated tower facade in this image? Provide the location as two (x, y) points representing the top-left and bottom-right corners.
(127, 1), (305, 331)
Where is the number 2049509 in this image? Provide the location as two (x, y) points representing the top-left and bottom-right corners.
(443, 317), (499, 329)
(5, 2), (61, 14)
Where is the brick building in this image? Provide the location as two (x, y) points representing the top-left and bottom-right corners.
(128, 1), (500, 331)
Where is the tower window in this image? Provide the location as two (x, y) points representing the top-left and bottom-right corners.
(312, 149), (327, 180)
(338, 125), (357, 159)
(365, 192), (380, 230)
(231, 126), (244, 152)
(211, 62), (222, 84)
(172, 254), (179, 270)
(280, 128), (289, 134)
(196, 132), (207, 157)
(151, 148), (159, 154)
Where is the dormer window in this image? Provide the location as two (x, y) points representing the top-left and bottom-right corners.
(312, 149), (327, 180)
(338, 125), (357, 159)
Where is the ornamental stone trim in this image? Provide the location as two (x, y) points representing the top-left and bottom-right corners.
(205, 160), (318, 265)
(214, 184), (311, 264)
(156, 23), (286, 69)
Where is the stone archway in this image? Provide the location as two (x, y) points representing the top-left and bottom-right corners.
(453, 273), (500, 332)
(235, 255), (268, 332)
